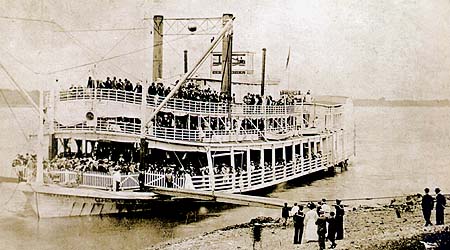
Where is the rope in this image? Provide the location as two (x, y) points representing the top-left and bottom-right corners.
(0, 90), (30, 141)
(295, 194), (421, 204)
(0, 183), (19, 209)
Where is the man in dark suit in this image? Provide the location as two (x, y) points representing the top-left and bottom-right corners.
(327, 211), (337, 249)
(435, 188), (446, 225)
(282, 202), (290, 227)
(334, 199), (345, 240)
(293, 205), (305, 244)
(316, 211), (327, 250)
(422, 188), (434, 226)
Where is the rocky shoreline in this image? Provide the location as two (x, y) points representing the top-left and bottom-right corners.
(148, 195), (450, 250)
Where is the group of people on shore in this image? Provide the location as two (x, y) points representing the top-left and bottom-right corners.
(422, 187), (446, 226)
(282, 198), (344, 249)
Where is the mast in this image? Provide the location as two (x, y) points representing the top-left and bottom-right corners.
(153, 15), (164, 82)
(36, 89), (44, 184)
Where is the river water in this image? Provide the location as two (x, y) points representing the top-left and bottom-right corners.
(1, 106), (450, 250)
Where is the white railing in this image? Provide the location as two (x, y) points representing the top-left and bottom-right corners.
(147, 95), (230, 115)
(47, 170), (141, 190)
(81, 171), (112, 189)
(56, 89), (343, 118)
(54, 119), (141, 136)
(149, 126), (261, 141)
(59, 88), (141, 105)
(144, 172), (185, 189)
(46, 153), (339, 193)
(142, 154), (333, 193)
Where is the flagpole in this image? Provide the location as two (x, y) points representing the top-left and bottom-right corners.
(285, 46), (291, 90)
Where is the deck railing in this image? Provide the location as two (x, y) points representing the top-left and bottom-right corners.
(54, 119), (141, 136)
(143, 154), (331, 192)
(149, 126), (261, 141)
(59, 88), (141, 105)
(56, 88), (342, 117)
(48, 170), (140, 190)
(46, 154), (333, 192)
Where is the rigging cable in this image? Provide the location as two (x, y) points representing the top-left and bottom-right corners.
(0, 90), (30, 141)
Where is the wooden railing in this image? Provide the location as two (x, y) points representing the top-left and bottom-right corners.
(48, 170), (139, 190)
(46, 154), (337, 192)
(56, 88), (343, 117)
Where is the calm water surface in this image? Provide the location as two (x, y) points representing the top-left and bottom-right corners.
(1, 106), (450, 249)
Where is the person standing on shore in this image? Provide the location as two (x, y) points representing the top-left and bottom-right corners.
(291, 203), (300, 217)
(293, 205), (305, 244)
(316, 211), (327, 250)
(435, 188), (446, 225)
(303, 203), (319, 243)
(421, 188), (434, 226)
(282, 203), (290, 227)
(334, 199), (345, 240)
(327, 211), (337, 249)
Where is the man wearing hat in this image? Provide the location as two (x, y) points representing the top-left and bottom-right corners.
(435, 188), (446, 225)
(334, 199), (345, 240)
(316, 210), (327, 250)
(422, 188), (434, 226)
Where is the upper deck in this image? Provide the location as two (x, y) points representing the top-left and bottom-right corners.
(46, 87), (352, 146)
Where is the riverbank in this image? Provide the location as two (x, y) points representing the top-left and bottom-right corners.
(148, 195), (450, 250)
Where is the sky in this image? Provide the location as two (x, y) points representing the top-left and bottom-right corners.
(0, 0), (450, 99)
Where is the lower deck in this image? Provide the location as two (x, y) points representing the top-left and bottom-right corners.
(47, 153), (350, 194)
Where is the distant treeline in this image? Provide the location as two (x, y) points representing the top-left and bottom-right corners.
(0, 89), (39, 107)
(353, 98), (450, 107)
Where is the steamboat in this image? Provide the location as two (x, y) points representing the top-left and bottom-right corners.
(19, 14), (355, 218)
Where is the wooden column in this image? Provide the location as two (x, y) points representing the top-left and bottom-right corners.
(260, 147), (265, 184)
(308, 140), (312, 159)
(282, 144), (287, 178)
(246, 147), (251, 187)
(292, 142), (296, 173)
(271, 145), (276, 179)
(207, 150), (215, 191)
(231, 147), (235, 191)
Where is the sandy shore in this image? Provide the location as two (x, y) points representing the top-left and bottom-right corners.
(148, 195), (450, 250)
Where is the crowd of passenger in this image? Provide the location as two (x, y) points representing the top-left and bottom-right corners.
(10, 148), (324, 193)
(77, 76), (313, 105)
(11, 153), (37, 182)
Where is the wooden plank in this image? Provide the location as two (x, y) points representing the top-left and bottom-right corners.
(151, 187), (296, 209)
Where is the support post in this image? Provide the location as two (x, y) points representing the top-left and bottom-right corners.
(36, 89), (44, 184)
(282, 145), (287, 178)
(231, 148), (235, 191)
(246, 147), (251, 187)
(260, 148), (264, 184)
(272, 145), (276, 179)
(292, 142), (296, 173)
(207, 150), (215, 191)
(139, 138), (147, 170)
(153, 15), (164, 82)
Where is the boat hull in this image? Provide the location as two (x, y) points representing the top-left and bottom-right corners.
(20, 183), (158, 218)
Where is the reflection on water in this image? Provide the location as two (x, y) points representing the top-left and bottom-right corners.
(1, 106), (450, 249)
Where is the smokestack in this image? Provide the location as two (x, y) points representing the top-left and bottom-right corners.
(261, 48), (266, 97)
(221, 13), (233, 97)
(184, 50), (188, 73)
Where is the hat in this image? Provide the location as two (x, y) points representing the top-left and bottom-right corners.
(435, 188), (441, 193)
